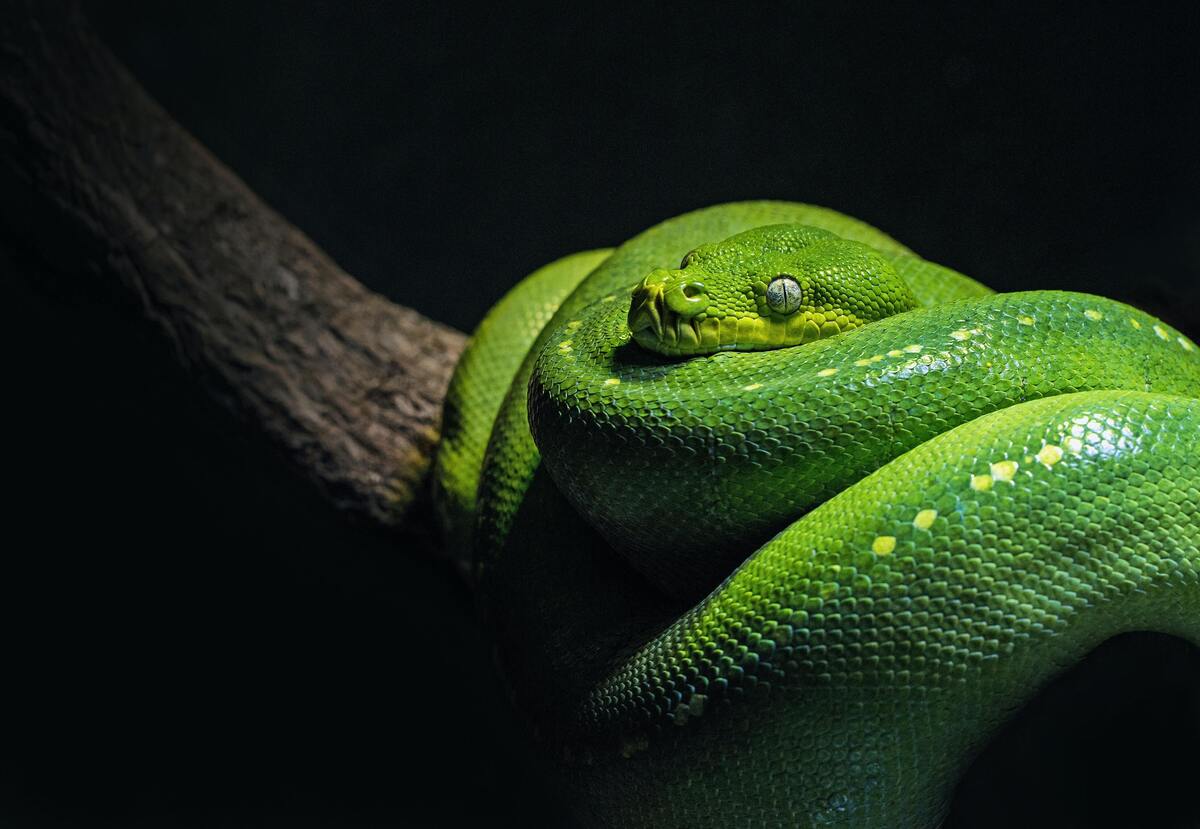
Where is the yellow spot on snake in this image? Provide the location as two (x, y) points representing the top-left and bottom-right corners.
(903, 344), (923, 353)
(913, 509), (937, 530)
(1180, 337), (1194, 352)
(601, 294), (617, 303)
(854, 358), (872, 366)
(742, 383), (762, 391)
(854, 355), (885, 366)
(1037, 444), (1064, 466)
(1129, 318), (1142, 329)
(1154, 324), (1170, 340)
(950, 329), (972, 341)
(887, 349), (904, 357)
(872, 535), (897, 555)
(558, 340), (573, 351)
(604, 378), (621, 386)
(990, 460), (1018, 482)
(817, 368), (838, 377)
(1084, 309), (1104, 321)
(1018, 315), (1035, 326)
(970, 474), (993, 492)
(566, 320), (582, 330)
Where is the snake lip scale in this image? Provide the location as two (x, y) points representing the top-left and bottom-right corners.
(433, 202), (1200, 828)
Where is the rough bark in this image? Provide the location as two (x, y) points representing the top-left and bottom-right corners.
(0, 0), (464, 528)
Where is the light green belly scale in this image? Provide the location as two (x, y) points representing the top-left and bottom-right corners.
(432, 201), (1200, 828)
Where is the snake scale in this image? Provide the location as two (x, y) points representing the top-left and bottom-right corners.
(432, 202), (1200, 828)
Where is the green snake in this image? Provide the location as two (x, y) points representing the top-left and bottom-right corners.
(432, 202), (1200, 828)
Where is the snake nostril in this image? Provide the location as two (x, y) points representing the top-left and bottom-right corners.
(665, 281), (709, 318)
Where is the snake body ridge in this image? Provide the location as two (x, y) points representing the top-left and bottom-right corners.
(432, 202), (1200, 828)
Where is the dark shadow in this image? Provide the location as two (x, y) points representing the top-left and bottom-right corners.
(480, 466), (685, 733)
(944, 632), (1200, 829)
(610, 339), (678, 369)
(1, 243), (579, 827)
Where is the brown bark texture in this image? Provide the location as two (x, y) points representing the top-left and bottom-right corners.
(0, 0), (465, 529)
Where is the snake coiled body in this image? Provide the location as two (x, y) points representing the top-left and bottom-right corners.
(433, 202), (1200, 828)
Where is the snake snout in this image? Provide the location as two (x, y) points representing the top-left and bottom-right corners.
(628, 272), (670, 338)
(629, 271), (710, 340)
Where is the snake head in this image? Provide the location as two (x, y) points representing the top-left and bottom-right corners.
(627, 224), (918, 357)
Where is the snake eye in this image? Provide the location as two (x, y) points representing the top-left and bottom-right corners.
(766, 275), (803, 315)
(681, 281), (704, 299)
(679, 249), (697, 269)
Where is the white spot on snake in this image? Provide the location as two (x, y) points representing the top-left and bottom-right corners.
(872, 536), (896, 555)
(1084, 309), (1104, 321)
(1037, 444), (1064, 467)
(1063, 436), (1084, 455)
(1154, 324), (1170, 340)
(742, 382), (762, 391)
(817, 368), (838, 377)
(903, 344), (923, 353)
(990, 460), (1018, 483)
(913, 509), (937, 530)
(1179, 337), (1194, 352)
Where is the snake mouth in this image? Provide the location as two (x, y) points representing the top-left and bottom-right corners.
(629, 303), (837, 356)
(631, 312), (716, 355)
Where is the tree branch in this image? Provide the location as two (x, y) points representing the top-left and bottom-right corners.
(0, 0), (464, 528)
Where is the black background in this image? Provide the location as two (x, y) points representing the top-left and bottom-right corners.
(7, 2), (1200, 827)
